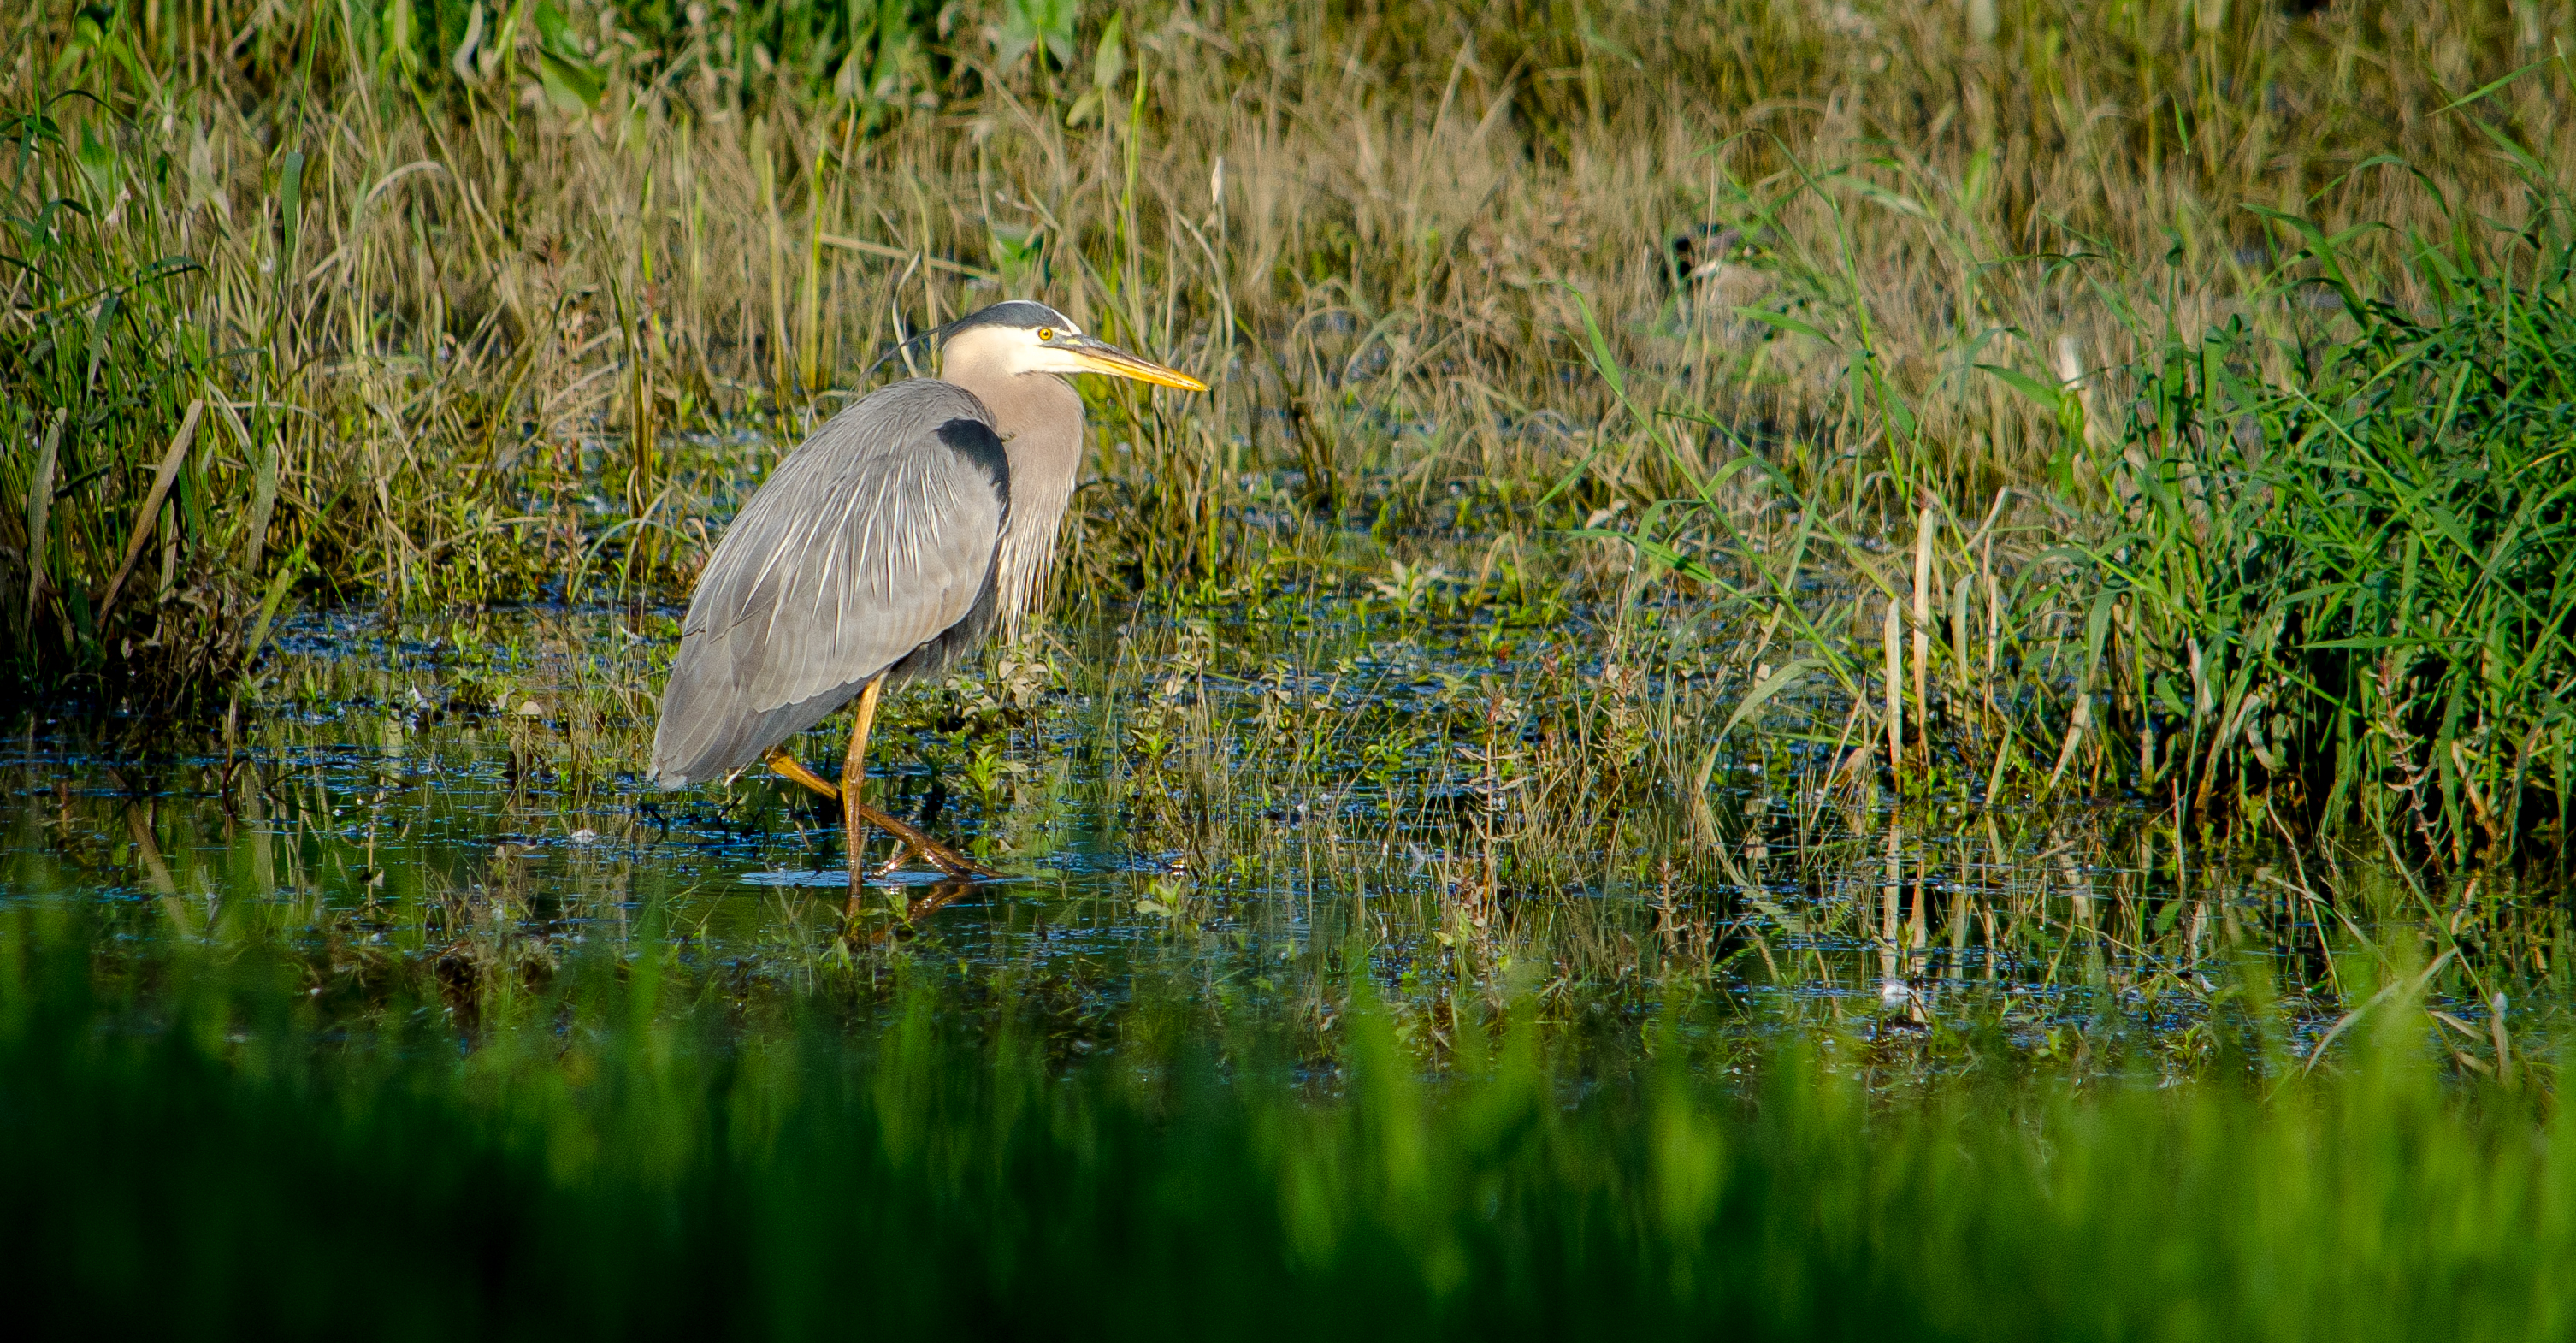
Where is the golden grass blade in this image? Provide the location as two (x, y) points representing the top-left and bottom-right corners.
(21, 409), (62, 630)
(95, 399), (204, 632)
(1882, 595), (1903, 784)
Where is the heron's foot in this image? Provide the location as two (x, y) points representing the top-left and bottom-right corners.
(866, 840), (965, 879)
(848, 801), (999, 879)
(869, 843), (918, 879)
(771, 748), (995, 879)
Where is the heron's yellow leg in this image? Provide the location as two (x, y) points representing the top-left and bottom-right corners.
(765, 683), (996, 883)
(840, 676), (888, 891)
(770, 742), (990, 879)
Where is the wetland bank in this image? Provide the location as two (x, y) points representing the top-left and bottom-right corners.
(8, 0), (2576, 1334)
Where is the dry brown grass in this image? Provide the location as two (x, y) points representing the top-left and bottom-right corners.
(3, 0), (2571, 698)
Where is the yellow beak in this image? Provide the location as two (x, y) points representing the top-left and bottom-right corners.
(1065, 340), (1209, 392)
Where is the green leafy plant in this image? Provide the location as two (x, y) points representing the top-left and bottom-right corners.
(998, 0), (1078, 76)
(2069, 190), (2576, 867)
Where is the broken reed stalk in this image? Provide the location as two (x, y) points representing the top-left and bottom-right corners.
(1884, 595), (1904, 784)
(1912, 505), (1934, 754)
(95, 399), (204, 631)
(2047, 693), (2090, 796)
(22, 409), (62, 630)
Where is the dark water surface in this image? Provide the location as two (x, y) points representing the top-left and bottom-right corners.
(4, 592), (2561, 1068)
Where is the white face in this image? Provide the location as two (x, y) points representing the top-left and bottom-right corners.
(1009, 321), (1102, 376)
(942, 318), (1090, 376)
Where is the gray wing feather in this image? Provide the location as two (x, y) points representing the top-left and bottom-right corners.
(649, 380), (1007, 785)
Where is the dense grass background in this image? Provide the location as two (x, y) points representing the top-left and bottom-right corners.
(2, 907), (2569, 1339)
(5, 3), (2575, 851)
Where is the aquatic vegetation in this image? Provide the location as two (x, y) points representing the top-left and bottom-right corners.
(1, 907), (2569, 1339)
(4, 598), (2566, 1080)
(2065, 208), (2576, 869)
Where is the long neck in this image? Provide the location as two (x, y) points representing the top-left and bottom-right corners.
(942, 352), (1084, 639)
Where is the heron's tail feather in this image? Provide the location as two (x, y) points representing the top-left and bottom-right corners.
(650, 632), (866, 786)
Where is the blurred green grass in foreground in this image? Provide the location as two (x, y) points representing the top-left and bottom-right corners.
(2, 908), (2567, 1340)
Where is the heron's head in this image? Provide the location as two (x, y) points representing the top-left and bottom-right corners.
(935, 300), (1208, 391)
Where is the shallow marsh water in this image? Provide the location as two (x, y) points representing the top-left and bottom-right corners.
(4, 565), (2566, 1075)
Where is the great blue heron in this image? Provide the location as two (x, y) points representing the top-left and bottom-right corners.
(649, 299), (1207, 887)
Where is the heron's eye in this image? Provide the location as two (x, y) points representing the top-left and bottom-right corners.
(1036, 327), (1056, 342)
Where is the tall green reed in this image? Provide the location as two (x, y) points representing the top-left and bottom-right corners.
(2065, 155), (2576, 868)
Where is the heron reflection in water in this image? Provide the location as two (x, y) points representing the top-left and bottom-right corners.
(649, 301), (1208, 889)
